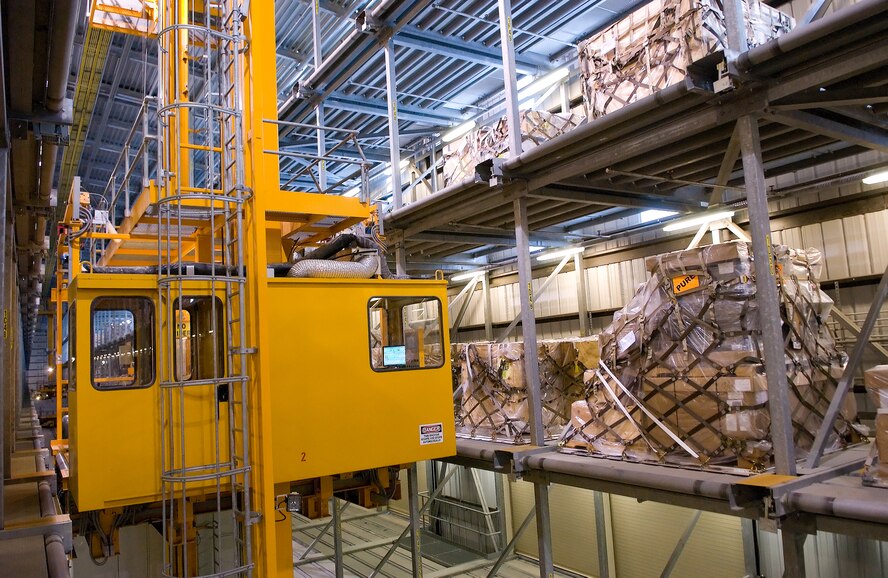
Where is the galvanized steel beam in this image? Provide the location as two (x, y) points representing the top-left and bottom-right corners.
(394, 25), (547, 75)
(724, 0), (797, 477)
(764, 109), (888, 153)
(325, 91), (460, 125)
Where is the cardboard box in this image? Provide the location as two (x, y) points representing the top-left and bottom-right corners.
(454, 337), (599, 442)
(877, 411), (888, 464)
(865, 365), (888, 409)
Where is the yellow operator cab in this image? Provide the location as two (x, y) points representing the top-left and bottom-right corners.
(65, 271), (455, 513)
(267, 277), (456, 483)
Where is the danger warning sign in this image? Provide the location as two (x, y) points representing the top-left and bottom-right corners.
(419, 423), (444, 445)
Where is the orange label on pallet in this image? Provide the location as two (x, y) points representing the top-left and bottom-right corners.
(671, 274), (700, 295)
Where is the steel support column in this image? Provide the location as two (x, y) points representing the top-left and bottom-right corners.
(332, 497), (344, 578)
(483, 272), (494, 341)
(312, 1), (326, 190)
(575, 253), (590, 337)
(496, 254), (571, 342)
(513, 196), (554, 578)
(497, 0), (522, 156)
(385, 39), (402, 208)
(429, 145), (438, 194)
(593, 491), (610, 578)
(741, 518), (760, 578)
(724, 0), (797, 477)
(408, 462), (424, 577)
(779, 518), (808, 578)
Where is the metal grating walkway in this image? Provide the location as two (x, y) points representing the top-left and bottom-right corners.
(292, 505), (577, 578)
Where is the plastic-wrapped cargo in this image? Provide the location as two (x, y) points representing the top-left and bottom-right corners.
(864, 366), (888, 486)
(442, 111), (585, 187)
(454, 337), (599, 443)
(561, 241), (858, 470)
(864, 365), (888, 409)
(577, 0), (793, 119)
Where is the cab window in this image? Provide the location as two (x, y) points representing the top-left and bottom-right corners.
(368, 296), (443, 371)
(173, 297), (225, 381)
(91, 297), (154, 389)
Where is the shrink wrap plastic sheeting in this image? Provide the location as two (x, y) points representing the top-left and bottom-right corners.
(577, 0), (793, 119)
(441, 111), (585, 187)
(864, 366), (888, 485)
(561, 242), (858, 470)
(453, 337), (599, 443)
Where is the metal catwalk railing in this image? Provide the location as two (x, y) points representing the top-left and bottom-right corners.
(155, 1), (253, 576)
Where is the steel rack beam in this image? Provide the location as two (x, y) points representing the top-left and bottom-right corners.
(325, 91), (461, 125)
(394, 25), (549, 76)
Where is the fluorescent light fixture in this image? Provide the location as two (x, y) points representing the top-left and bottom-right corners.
(451, 270), (484, 282)
(863, 170), (888, 185)
(537, 247), (584, 262)
(639, 209), (678, 223)
(662, 210), (735, 232)
(443, 120), (476, 143)
(529, 246), (546, 253)
(518, 67), (569, 102)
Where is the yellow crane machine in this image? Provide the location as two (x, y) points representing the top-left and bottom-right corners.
(49, 1), (456, 575)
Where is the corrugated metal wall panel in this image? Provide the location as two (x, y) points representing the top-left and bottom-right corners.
(609, 495), (745, 578)
(843, 215), (871, 278)
(865, 211), (888, 273)
(510, 481), (603, 577)
(821, 219), (850, 281)
(757, 529), (888, 578)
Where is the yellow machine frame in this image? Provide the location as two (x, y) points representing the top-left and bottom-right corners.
(49, 1), (457, 574)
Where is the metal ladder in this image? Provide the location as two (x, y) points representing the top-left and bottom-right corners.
(155, 1), (253, 576)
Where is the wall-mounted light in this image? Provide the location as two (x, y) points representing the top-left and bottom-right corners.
(442, 120), (477, 143)
(662, 210), (735, 232)
(537, 246), (584, 262)
(863, 170), (888, 185)
(451, 270), (484, 282)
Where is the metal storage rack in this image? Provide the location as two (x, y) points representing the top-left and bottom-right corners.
(373, 1), (888, 576)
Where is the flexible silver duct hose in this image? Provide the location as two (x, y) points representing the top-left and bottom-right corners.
(287, 254), (379, 278)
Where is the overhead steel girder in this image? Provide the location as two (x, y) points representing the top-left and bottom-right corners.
(411, 230), (565, 247)
(764, 109), (888, 153)
(528, 186), (705, 212)
(325, 91), (461, 125)
(770, 87), (888, 110)
(277, 140), (391, 163)
(394, 25), (550, 76)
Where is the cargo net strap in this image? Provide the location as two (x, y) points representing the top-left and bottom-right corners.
(454, 343), (587, 444)
(561, 266), (856, 470)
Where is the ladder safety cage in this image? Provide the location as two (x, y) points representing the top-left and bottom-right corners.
(155, 1), (253, 576)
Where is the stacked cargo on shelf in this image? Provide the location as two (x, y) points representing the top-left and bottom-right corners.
(864, 365), (888, 486)
(441, 111), (585, 187)
(560, 241), (860, 470)
(577, 0), (793, 119)
(452, 337), (599, 443)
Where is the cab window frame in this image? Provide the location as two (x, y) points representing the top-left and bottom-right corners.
(172, 296), (226, 382)
(89, 296), (156, 391)
(367, 296), (444, 373)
